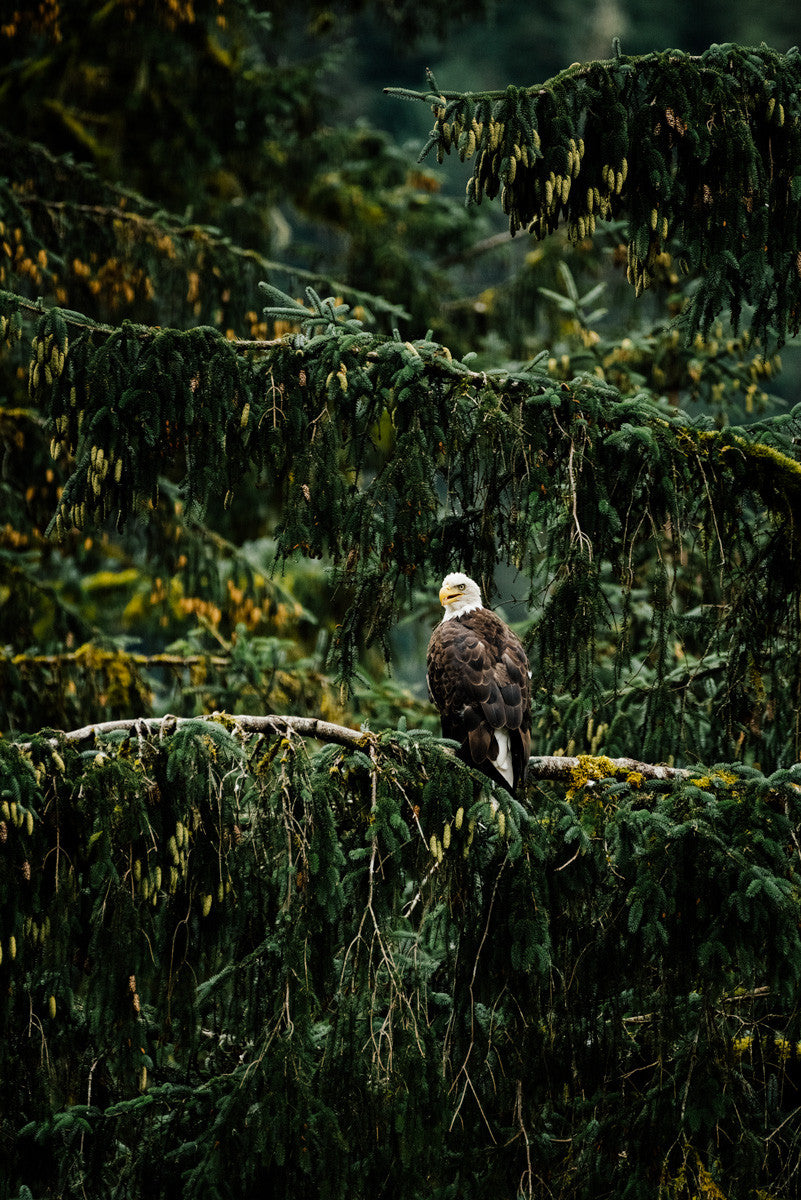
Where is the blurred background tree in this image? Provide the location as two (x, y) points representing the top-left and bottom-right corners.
(0, 0), (488, 736)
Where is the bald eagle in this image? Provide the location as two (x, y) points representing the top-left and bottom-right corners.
(426, 573), (531, 797)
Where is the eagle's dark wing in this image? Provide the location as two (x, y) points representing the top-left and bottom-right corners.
(427, 608), (531, 796)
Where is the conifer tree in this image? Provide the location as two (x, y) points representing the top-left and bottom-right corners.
(2, 12), (801, 1199)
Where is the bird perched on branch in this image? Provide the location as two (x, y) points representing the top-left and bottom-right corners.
(426, 573), (531, 797)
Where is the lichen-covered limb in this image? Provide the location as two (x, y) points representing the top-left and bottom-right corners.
(33, 713), (686, 780)
(54, 712), (371, 750)
(527, 753), (688, 783)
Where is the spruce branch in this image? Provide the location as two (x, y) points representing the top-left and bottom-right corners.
(16, 712), (690, 781)
(0, 121), (409, 324)
(10, 649), (230, 671)
(387, 42), (801, 343)
(14, 194), (408, 321)
(11, 274), (801, 710)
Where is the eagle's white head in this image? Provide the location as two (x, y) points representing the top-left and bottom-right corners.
(439, 572), (484, 621)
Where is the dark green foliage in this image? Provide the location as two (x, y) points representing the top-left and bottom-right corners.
(9, 279), (801, 766)
(6, 23), (801, 1200)
(390, 45), (801, 343)
(0, 126), (409, 336)
(0, 0), (330, 241)
(2, 728), (801, 1198)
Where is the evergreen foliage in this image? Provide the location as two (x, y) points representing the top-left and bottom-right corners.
(3, 13), (801, 1199)
(389, 43), (801, 342)
(4, 272), (801, 764)
(2, 721), (801, 1199)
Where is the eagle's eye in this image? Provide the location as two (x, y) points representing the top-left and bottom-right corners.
(458, 583), (466, 590)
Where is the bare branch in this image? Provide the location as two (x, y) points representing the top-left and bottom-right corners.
(12, 711), (692, 781)
(45, 712), (370, 750)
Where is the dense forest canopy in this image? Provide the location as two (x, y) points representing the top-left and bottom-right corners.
(2, 2), (801, 1198)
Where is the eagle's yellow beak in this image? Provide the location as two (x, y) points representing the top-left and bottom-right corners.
(439, 585), (458, 607)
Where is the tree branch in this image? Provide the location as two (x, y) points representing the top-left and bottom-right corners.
(47, 712), (371, 750)
(13, 711), (691, 781)
(526, 754), (688, 783)
(11, 649), (231, 670)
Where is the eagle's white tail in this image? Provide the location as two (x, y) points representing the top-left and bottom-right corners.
(494, 728), (514, 789)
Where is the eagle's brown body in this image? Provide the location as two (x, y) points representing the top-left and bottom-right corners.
(427, 602), (531, 797)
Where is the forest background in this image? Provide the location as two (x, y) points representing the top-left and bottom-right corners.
(6, 0), (801, 722)
(4, 0), (801, 1198)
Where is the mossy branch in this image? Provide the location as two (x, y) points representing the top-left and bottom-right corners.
(15, 711), (689, 781)
(45, 711), (372, 750)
